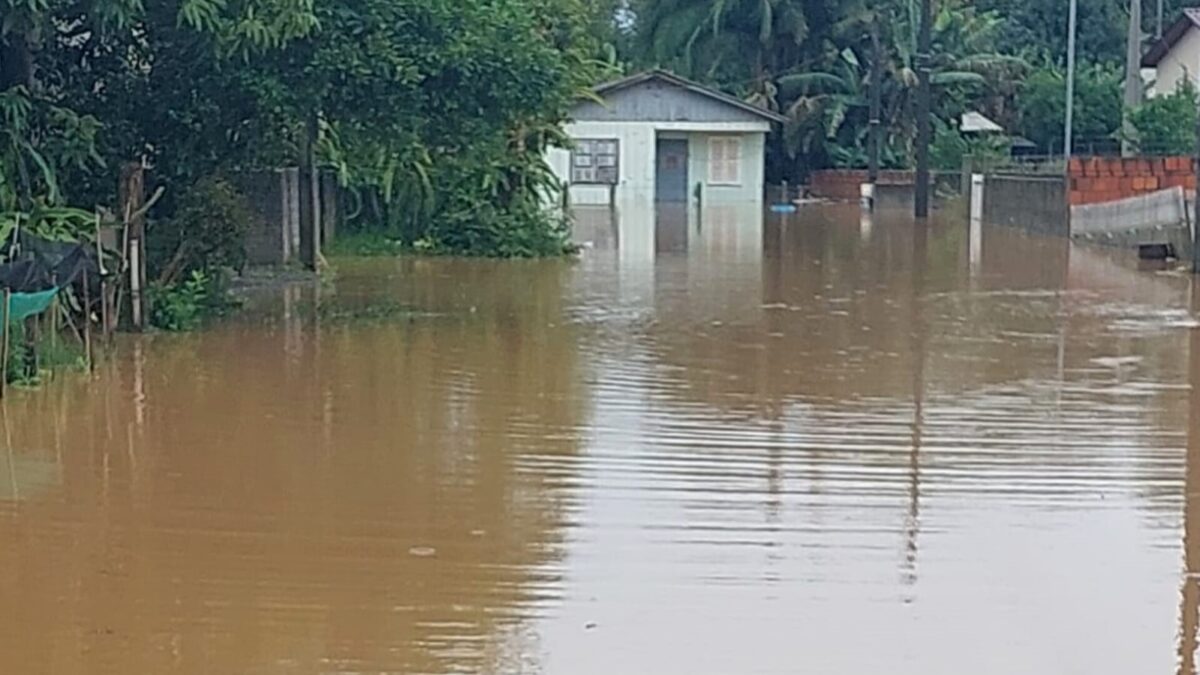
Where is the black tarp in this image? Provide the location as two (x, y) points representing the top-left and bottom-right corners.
(0, 231), (109, 293)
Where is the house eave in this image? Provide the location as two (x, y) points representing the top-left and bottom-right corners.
(590, 69), (788, 125)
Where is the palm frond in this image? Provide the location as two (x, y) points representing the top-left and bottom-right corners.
(777, 72), (852, 97)
(931, 71), (985, 86)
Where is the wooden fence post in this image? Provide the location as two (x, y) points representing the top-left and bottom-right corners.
(83, 275), (94, 373)
(1, 290), (10, 399)
(120, 162), (147, 330)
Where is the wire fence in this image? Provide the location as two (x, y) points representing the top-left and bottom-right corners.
(1067, 138), (1193, 158)
(969, 154), (1065, 176)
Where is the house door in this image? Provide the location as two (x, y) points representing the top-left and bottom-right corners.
(655, 139), (689, 203)
(655, 204), (688, 253)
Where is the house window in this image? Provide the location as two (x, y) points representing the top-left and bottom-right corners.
(571, 139), (619, 184)
(708, 137), (742, 185)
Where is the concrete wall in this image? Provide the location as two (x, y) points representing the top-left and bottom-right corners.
(236, 168), (338, 267)
(320, 172), (339, 246)
(1153, 27), (1200, 97)
(982, 174), (1068, 235)
(874, 183), (917, 211)
(1070, 186), (1194, 257)
(1067, 156), (1195, 205)
(238, 169), (298, 266)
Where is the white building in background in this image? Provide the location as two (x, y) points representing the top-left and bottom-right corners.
(546, 70), (784, 255)
(1142, 8), (1200, 97)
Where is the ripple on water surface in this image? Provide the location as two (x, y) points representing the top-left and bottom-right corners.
(0, 208), (1198, 674)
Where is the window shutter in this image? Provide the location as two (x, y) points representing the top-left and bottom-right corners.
(710, 138), (740, 184)
(727, 139), (740, 183)
(710, 139), (724, 183)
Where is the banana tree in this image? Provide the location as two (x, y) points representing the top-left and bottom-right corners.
(769, 0), (1026, 169)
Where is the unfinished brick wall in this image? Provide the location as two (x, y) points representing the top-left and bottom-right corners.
(808, 170), (915, 200)
(1068, 156), (1195, 205)
(808, 169), (960, 200)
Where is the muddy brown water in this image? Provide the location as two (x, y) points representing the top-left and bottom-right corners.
(4, 205), (1200, 673)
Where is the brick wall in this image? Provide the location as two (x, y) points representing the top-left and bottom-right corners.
(808, 169), (915, 200)
(808, 169), (959, 200)
(1068, 156), (1195, 206)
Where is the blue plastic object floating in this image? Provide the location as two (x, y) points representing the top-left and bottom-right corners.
(770, 204), (797, 214)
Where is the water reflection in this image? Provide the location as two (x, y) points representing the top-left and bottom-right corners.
(905, 221), (927, 593)
(1180, 281), (1200, 675)
(573, 199), (764, 264)
(0, 397), (61, 502)
(655, 204), (688, 254)
(6, 206), (1200, 673)
(0, 259), (589, 674)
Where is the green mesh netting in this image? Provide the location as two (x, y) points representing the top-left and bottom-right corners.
(5, 288), (58, 323)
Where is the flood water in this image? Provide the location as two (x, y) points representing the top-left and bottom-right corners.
(5, 204), (1200, 674)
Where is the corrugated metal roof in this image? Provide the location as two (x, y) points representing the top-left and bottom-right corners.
(961, 111), (1003, 133)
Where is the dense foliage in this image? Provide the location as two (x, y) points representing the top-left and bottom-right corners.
(271, 0), (605, 255)
(148, 267), (229, 331)
(1016, 64), (1124, 155)
(1128, 80), (1199, 156)
(4, 0), (1194, 269)
(624, 0), (1192, 177)
(1, 0), (608, 266)
(628, 0), (1026, 176)
(977, 0), (1190, 67)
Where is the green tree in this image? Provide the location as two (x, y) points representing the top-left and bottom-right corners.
(3, 0), (607, 258)
(977, 0), (1193, 67)
(1017, 63), (1123, 154)
(1128, 79), (1198, 156)
(275, 0), (606, 254)
(976, 0), (1126, 66)
(0, 0), (315, 222)
(629, 0), (1022, 174)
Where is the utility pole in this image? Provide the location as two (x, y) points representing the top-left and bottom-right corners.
(1123, 0), (1143, 157)
(1193, 71), (1200, 272)
(1158, 0), (1165, 39)
(869, 13), (883, 187)
(914, 0), (933, 218)
(1065, 0), (1078, 160)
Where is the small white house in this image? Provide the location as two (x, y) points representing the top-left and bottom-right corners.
(547, 70), (784, 252)
(1142, 8), (1200, 97)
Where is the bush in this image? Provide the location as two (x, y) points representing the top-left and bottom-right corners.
(340, 142), (577, 258)
(3, 319), (86, 386)
(422, 200), (575, 258)
(930, 121), (1011, 171)
(148, 269), (231, 332)
(1129, 80), (1198, 156)
(149, 176), (253, 286)
(326, 231), (407, 257)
